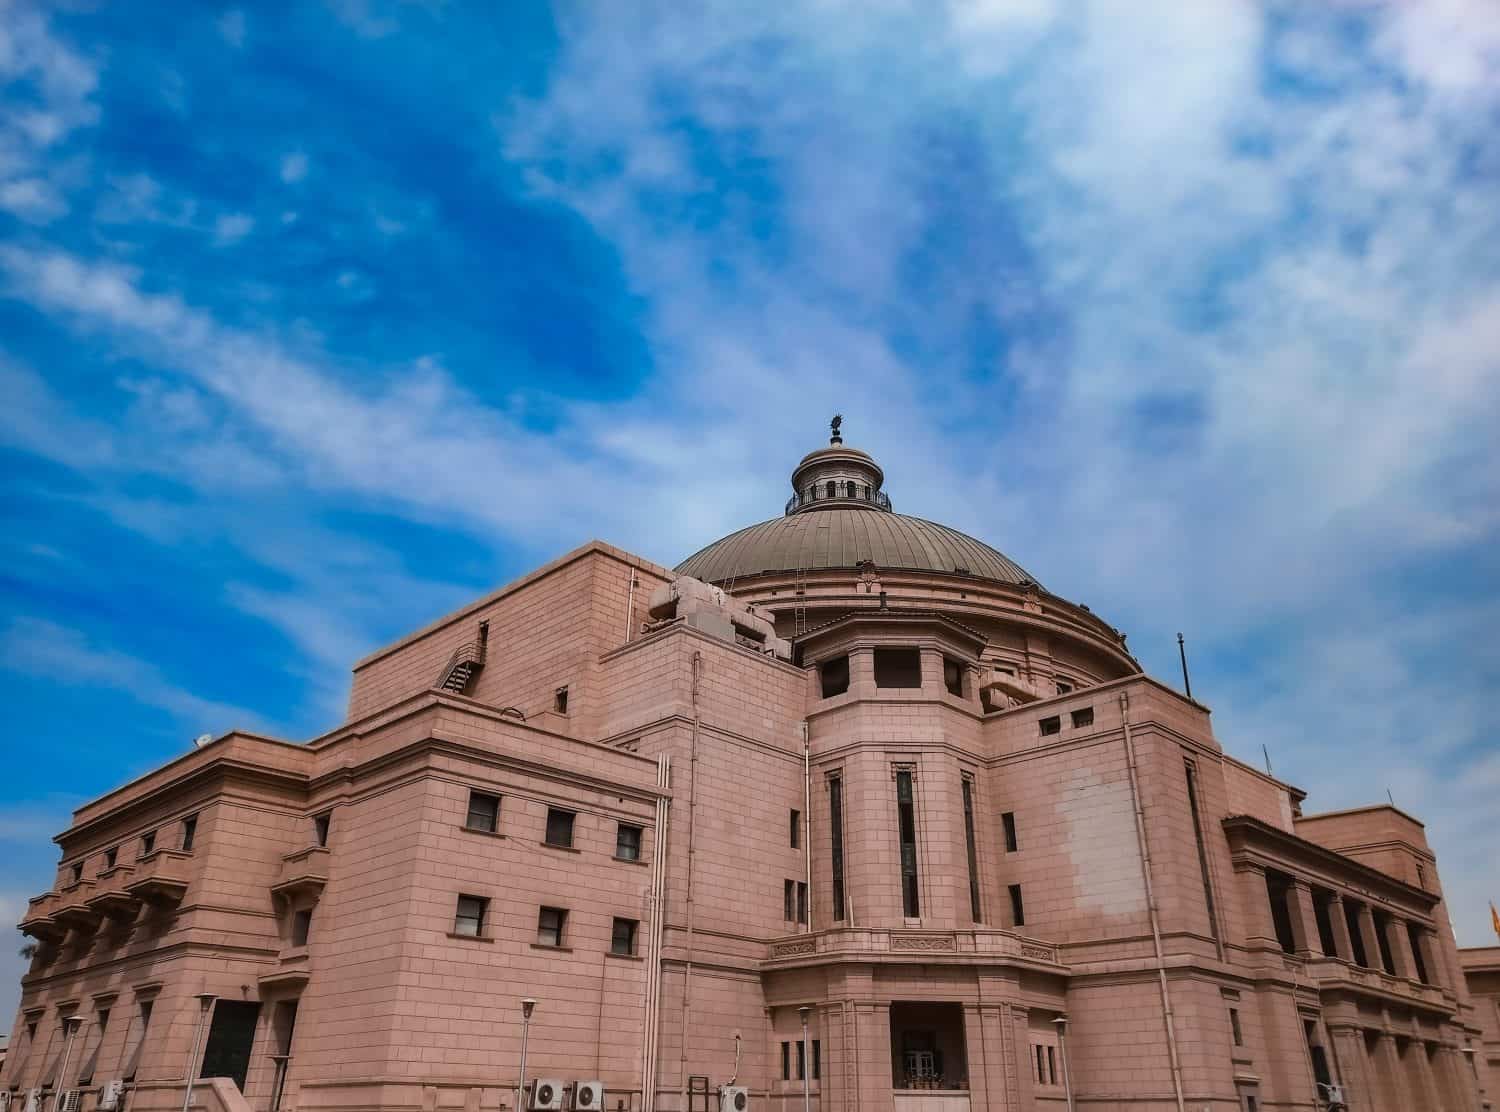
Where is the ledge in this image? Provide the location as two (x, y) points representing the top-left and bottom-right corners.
(458, 825), (506, 840)
(530, 943), (572, 953)
(612, 854), (648, 866)
(605, 951), (644, 962)
(446, 932), (495, 944)
(539, 841), (581, 854)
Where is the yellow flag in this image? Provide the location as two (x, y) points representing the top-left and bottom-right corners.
(1492, 900), (1500, 941)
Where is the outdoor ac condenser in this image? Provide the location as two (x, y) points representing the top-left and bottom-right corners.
(1317, 1082), (1347, 1108)
(528, 1079), (564, 1111)
(717, 1086), (749, 1111)
(97, 1080), (126, 1111)
(570, 1080), (603, 1109)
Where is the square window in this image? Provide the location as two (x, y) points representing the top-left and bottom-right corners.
(537, 906), (567, 947)
(610, 917), (637, 956)
(180, 815), (197, 852)
(820, 655), (850, 698)
(616, 823), (643, 860)
(873, 647), (922, 688)
(313, 813), (331, 847)
(466, 791), (500, 833)
(140, 830), (156, 856)
(790, 809), (800, 849)
(454, 895), (487, 937)
(1071, 706), (1094, 728)
(1002, 811), (1018, 853)
(1039, 716), (1061, 736)
(545, 808), (575, 848)
(291, 908), (312, 947)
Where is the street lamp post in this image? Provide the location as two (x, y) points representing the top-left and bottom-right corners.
(51, 1015), (84, 1112)
(1052, 1015), (1075, 1112)
(798, 1006), (811, 1112)
(516, 998), (537, 1112)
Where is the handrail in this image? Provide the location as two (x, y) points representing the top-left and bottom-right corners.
(438, 639), (486, 685)
(785, 488), (891, 515)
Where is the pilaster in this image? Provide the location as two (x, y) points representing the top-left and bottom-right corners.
(1326, 893), (1355, 963)
(1233, 862), (1280, 954)
(1286, 880), (1324, 957)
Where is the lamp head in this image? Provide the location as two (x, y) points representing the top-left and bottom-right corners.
(1051, 1014), (1068, 1031)
(798, 1006), (811, 1024)
(521, 998), (537, 1020)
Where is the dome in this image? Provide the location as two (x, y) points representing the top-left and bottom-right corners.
(675, 508), (1040, 587)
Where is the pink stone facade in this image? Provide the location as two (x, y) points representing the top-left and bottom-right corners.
(5, 439), (1493, 1112)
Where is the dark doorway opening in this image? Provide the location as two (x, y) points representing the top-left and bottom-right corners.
(199, 1000), (261, 1091)
(889, 1002), (968, 1091)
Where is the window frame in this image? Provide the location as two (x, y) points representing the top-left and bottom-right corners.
(465, 791), (501, 834)
(536, 905), (568, 948)
(615, 822), (643, 861)
(544, 808), (576, 849)
(453, 894), (487, 938)
(610, 917), (638, 956)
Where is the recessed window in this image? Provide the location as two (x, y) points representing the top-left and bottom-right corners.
(813, 1039), (821, 1080)
(781, 1042), (791, 1081)
(70, 862), (83, 884)
(1407, 923), (1430, 984)
(874, 647), (922, 688)
(784, 879), (795, 922)
(140, 830), (156, 856)
(453, 895), (487, 937)
(1055, 678), (1074, 695)
(536, 906), (567, 947)
(105, 847), (118, 870)
(180, 815), (198, 852)
(1038, 716), (1061, 736)
(615, 823), (643, 861)
(896, 769), (920, 917)
(610, 917), (638, 956)
(466, 791), (501, 833)
(544, 808), (575, 848)
(1230, 1007), (1243, 1046)
(554, 686), (569, 714)
(819, 655), (850, 698)
(961, 778), (981, 923)
(943, 657), (965, 697)
(313, 813), (331, 847)
(1008, 884), (1025, 927)
(797, 881), (808, 924)
(828, 774), (846, 922)
(826, 481), (836, 499)
(291, 908), (312, 947)
(1002, 811), (1018, 853)
(790, 810), (801, 849)
(797, 1040), (806, 1080)
(1071, 707), (1094, 728)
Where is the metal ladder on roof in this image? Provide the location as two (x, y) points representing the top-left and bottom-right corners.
(793, 558), (808, 638)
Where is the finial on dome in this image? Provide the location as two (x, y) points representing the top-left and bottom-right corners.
(830, 414), (843, 445)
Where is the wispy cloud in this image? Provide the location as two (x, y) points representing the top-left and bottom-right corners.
(279, 151), (308, 184)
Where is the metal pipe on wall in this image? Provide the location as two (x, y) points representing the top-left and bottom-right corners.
(640, 755), (671, 1112)
(1118, 692), (1187, 1112)
(802, 721), (812, 934)
(678, 651), (703, 1110)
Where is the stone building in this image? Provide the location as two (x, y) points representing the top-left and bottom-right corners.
(4, 427), (1493, 1112)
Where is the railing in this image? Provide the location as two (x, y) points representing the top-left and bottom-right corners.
(765, 925), (1063, 965)
(785, 487), (892, 515)
(273, 845), (329, 899)
(437, 638), (487, 689)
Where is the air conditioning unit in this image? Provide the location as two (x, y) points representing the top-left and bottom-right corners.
(98, 1080), (126, 1111)
(570, 1081), (603, 1110)
(56, 1091), (81, 1112)
(1317, 1082), (1347, 1108)
(529, 1079), (565, 1111)
(1, 1089), (12, 1112)
(718, 1086), (749, 1112)
(22, 1090), (42, 1112)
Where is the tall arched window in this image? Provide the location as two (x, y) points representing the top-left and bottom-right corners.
(826, 481), (836, 499)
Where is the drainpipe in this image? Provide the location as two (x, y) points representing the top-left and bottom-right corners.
(802, 722), (813, 934)
(640, 756), (671, 1112)
(624, 570), (640, 643)
(678, 651), (703, 1109)
(1119, 692), (1186, 1112)
(180, 994), (216, 1112)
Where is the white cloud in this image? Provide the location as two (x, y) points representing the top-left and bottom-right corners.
(212, 211), (255, 244)
(279, 150), (308, 183)
(218, 9), (247, 48)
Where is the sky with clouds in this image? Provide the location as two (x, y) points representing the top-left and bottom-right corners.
(1, 0), (1498, 1018)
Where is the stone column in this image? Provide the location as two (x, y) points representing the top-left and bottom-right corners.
(1327, 1025), (1375, 1112)
(919, 647), (948, 701)
(1232, 863), (1281, 955)
(853, 1001), (893, 1112)
(1326, 894), (1355, 963)
(1287, 880), (1324, 957)
(849, 649), (876, 700)
(1010, 1005), (1035, 1109)
(1353, 905), (1383, 971)
(1371, 1032), (1407, 1112)
(1411, 1041), (1446, 1111)
(1383, 916), (1416, 981)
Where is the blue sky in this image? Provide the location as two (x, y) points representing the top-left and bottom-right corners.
(1, 0), (1498, 1016)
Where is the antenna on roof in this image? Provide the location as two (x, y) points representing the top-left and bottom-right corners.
(1261, 744), (1272, 774)
(1176, 632), (1193, 699)
(1387, 787), (1395, 806)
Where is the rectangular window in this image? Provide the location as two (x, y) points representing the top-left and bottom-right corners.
(610, 917), (637, 956)
(453, 895), (486, 937)
(1002, 811), (1018, 852)
(77, 1008), (109, 1085)
(1183, 761), (1222, 950)
(796, 1039), (806, 1081)
(1304, 1020), (1332, 1087)
(554, 686), (569, 714)
(943, 657), (965, 697)
(105, 847), (118, 869)
(180, 815), (198, 852)
(895, 769), (920, 917)
(781, 1042), (790, 1081)
(961, 777), (982, 922)
(291, 908), (312, 947)
(1266, 871), (1297, 954)
(1071, 706), (1094, 728)
(536, 906), (567, 947)
(1039, 715), (1061, 736)
(797, 881), (808, 924)
(465, 791), (500, 833)
(140, 830), (156, 856)
(820, 655), (850, 698)
(544, 808), (575, 848)
(1055, 679), (1073, 695)
(70, 861), (83, 884)
(123, 1000), (153, 1082)
(785, 879), (795, 922)
(1344, 899), (1370, 967)
(828, 775), (846, 921)
(1230, 1007), (1243, 1046)
(1406, 923), (1430, 984)
(615, 823), (643, 860)
(1047, 1045), (1057, 1085)
(1034, 1045), (1046, 1084)
(313, 813), (330, 847)
(874, 647), (922, 688)
(790, 809), (800, 849)
(813, 1039), (821, 1080)
(1008, 883), (1025, 927)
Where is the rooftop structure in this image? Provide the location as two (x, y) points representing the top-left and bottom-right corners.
(3, 425), (1491, 1112)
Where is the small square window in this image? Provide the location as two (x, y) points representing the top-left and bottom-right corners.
(610, 917), (638, 956)
(615, 823), (643, 860)
(291, 908), (312, 947)
(1055, 678), (1074, 695)
(1039, 716), (1061, 736)
(180, 815), (197, 852)
(1071, 707), (1094, 729)
(819, 655), (850, 698)
(537, 906), (567, 947)
(545, 808), (575, 848)
(454, 895), (487, 937)
(313, 813), (331, 847)
(790, 809), (801, 849)
(140, 831), (156, 856)
(466, 791), (500, 833)
(1002, 812), (1018, 853)
(1009, 883), (1025, 927)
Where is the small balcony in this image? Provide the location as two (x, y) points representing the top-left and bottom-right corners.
(764, 925), (1064, 968)
(125, 849), (192, 904)
(271, 846), (329, 902)
(18, 892), (63, 943)
(1304, 956), (1451, 1012)
(87, 865), (142, 921)
(259, 945), (311, 990)
(53, 880), (101, 931)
